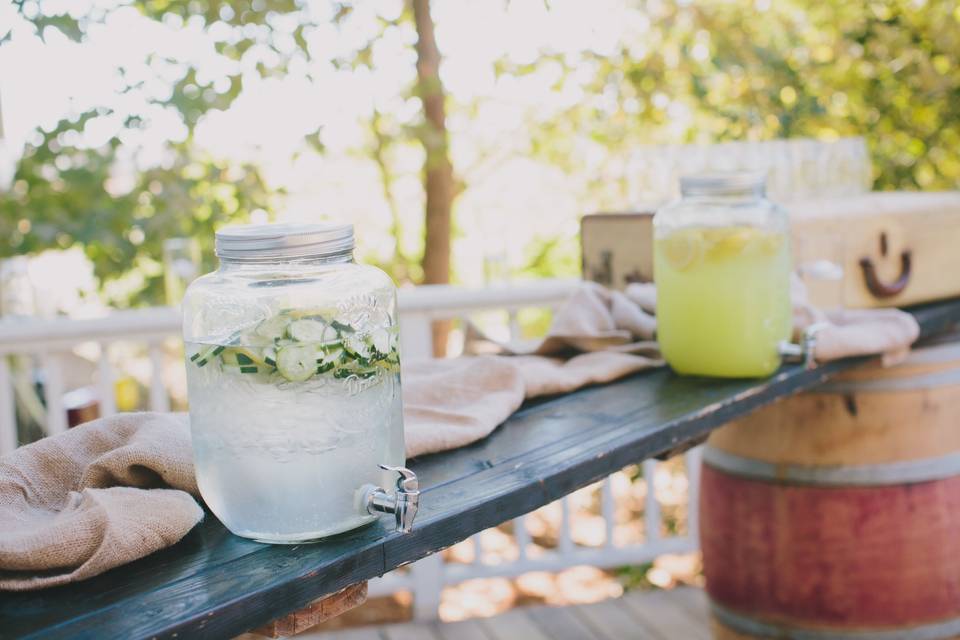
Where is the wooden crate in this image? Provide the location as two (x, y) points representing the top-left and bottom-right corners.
(790, 191), (960, 308)
(580, 212), (654, 290)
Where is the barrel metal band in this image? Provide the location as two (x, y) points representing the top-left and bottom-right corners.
(703, 446), (960, 486)
(712, 601), (960, 640)
(814, 340), (960, 393)
(901, 340), (960, 366)
(814, 364), (960, 394)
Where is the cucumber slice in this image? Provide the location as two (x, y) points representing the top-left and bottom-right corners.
(316, 361), (335, 374)
(343, 334), (371, 359)
(221, 347), (268, 368)
(369, 328), (391, 356)
(330, 319), (355, 334)
(221, 364), (264, 375)
(287, 319), (332, 343)
(276, 344), (318, 382)
(319, 340), (343, 353)
(319, 347), (345, 366)
(255, 316), (291, 340)
(241, 334), (275, 348)
(263, 347), (277, 368)
(190, 345), (224, 367)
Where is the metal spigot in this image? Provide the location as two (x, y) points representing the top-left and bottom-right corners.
(779, 322), (829, 369)
(362, 465), (420, 533)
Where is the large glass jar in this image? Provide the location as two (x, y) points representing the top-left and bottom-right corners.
(182, 223), (406, 543)
(654, 174), (792, 378)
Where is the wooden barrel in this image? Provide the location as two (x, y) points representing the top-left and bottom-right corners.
(700, 336), (960, 640)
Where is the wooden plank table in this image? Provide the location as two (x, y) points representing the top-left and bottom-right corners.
(3, 299), (959, 640)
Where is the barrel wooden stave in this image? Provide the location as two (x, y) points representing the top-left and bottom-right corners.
(708, 385), (960, 468)
(701, 465), (960, 628)
(701, 340), (960, 639)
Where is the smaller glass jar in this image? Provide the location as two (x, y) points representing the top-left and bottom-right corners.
(182, 223), (407, 543)
(653, 173), (792, 378)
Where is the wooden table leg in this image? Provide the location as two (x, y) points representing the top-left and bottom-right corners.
(251, 582), (368, 638)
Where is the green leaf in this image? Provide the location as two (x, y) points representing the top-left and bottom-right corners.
(33, 15), (84, 43)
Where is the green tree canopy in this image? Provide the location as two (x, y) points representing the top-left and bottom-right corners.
(2, 0), (958, 309)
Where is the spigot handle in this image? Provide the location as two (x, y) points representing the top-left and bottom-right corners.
(779, 322), (829, 369)
(380, 464), (419, 493)
(363, 466), (420, 534)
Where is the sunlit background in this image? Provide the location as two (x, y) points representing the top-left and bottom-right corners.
(3, 0), (959, 318)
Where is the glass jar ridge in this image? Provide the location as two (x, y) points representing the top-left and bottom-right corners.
(215, 222), (355, 262)
(679, 172), (767, 198)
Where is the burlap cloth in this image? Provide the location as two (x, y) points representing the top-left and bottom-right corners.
(0, 282), (919, 590)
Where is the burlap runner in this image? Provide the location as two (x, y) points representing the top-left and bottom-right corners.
(0, 282), (919, 590)
(0, 413), (202, 590)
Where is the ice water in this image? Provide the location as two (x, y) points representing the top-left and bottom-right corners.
(184, 307), (405, 542)
(655, 225), (792, 377)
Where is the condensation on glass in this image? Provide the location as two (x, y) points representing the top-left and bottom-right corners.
(182, 223), (416, 543)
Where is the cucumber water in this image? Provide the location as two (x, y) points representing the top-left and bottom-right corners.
(185, 307), (404, 542)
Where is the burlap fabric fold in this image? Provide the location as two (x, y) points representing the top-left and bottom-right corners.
(0, 413), (202, 590)
(0, 281), (920, 589)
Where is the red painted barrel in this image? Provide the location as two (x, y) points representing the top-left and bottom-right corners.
(700, 338), (960, 639)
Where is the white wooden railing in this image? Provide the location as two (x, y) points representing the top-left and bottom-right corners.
(0, 278), (700, 621)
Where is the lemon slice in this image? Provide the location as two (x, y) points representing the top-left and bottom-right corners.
(757, 231), (785, 255)
(707, 227), (759, 260)
(660, 229), (705, 271)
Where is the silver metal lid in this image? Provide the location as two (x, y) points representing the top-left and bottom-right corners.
(215, 223), (354, 260)
(680, 172), (766, 197)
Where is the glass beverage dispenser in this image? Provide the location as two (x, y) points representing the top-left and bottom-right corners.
(182, 223), (417, 543)
(654, 174), (793, 378)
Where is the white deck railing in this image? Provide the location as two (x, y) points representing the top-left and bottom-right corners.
(0, 278), (700, 620)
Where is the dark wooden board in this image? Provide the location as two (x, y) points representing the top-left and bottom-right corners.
(3, 300), (959, 640)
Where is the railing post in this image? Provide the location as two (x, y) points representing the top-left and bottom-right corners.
(40, 352), (67, 435)
(148, 342), (170, 412)
(601, 475), (616, 548)
(97, 343), (116, 417)
(507, 309), (522, 342)
(514, 515), (531, 561)
(410, 553), (445, 622)
(472, 532), (484, 565)
(0, 357), (16, 455)
(400, 312), (435, 360)
(684, 445), (703, 545)
(559, 496), (575, 554)
(642, 459), (661, 543)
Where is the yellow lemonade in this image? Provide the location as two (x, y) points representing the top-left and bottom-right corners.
(654, 225), (792, 377)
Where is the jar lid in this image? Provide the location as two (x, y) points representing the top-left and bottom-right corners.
(679, 172), (766, 197)
(215, 223), (354, 260)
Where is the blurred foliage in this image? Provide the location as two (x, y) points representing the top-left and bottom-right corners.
(506, 0), (960, 192)
(3, 0), (960, 308)
(0, 0), (308, 306)
(615, 562), (658, 592)
(1, 0), (431, 305)
(0, 112), (275, 306)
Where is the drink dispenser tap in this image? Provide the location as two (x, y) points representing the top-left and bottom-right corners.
(362, 465), (420, 533)
(778, 323), (830, 369)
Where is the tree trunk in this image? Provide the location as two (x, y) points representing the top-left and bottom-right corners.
(410, 0), (454, 356)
